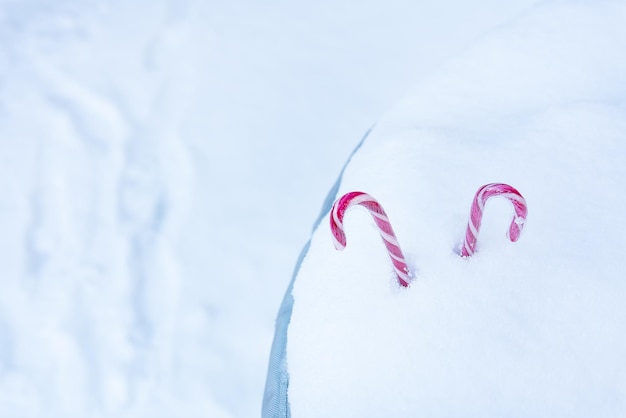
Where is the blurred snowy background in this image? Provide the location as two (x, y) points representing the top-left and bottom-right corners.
(0, 1), (538, 416)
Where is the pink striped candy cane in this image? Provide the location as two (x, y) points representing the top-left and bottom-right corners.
(330, 191), (413, 287)
(461, 183), (528, 257)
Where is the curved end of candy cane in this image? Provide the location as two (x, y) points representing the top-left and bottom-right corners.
(330, 199), (347, 250)
(330, 191), (369, 250)
(461, 182), (528, 257)
(331, 228), (347, 250)
(507, 215), (527, 242)
(506, 192), (528, 243)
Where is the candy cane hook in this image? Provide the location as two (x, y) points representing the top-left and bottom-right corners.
(461, 183), (528, 257)
(330, 191), (413, 287)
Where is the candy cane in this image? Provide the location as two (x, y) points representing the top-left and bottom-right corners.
(330, 191), (413, 287)
(461, 183), (528, 257)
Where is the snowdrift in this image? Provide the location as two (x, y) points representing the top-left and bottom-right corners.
(264, 1), (626, 416)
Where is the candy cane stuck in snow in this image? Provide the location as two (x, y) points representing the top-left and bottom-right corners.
(330, 191), (413, 287)
(461, 183), (528, 257)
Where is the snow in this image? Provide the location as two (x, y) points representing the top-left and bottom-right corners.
(286, 1), (626, 416)
(1, 0), (620, 417)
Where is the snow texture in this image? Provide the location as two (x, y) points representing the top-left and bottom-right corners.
(0, 0), (611, 416)
(286, 1), (626, 417)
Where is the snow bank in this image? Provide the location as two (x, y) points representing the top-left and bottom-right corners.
(286, 1), (626, 416)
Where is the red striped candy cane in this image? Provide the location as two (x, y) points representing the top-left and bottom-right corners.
(330, 191), (413, 287)
(461, 183), (528, 257)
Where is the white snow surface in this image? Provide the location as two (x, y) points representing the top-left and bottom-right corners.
(1, 0), (621, 417)
(287, 1), (626, 417)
